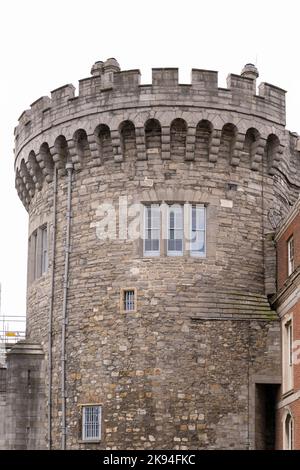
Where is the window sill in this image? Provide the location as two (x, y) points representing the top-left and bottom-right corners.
(190, 253), (206, 258)
(282, 389), (294, 399)
(28, 271), (49, 286)
(143, 253), (160, 257)
(121, 310), (137, 314)
(142, 254), (207, 259)
(167, 253), (184, 257)
(78, 440), (101, 444)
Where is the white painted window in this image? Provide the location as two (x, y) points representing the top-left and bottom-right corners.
(82, 405), (101, 441)
(190, 205), (206, 256)
(41, 226), (48, 274)
(284, 413), (293, 450)
(142, 203), (207, 257)
(283, 319), (293, 394)
(144, 205), (160, 256)
(288, 236), (294, 276)
(167, 205), (183, 256)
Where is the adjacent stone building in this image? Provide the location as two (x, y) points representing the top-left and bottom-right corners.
(2, 59), (300, 449)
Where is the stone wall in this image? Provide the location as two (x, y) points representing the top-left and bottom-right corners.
(5, 342), (45, 449)
(0, 368), (6, 449)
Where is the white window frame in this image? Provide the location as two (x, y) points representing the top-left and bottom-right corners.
(282, 317), (293, 394)
(190, 204), (206, 257)
(167, 204), (184, 256)
(288, 236), (294, 276)
(142, 202), (207, 259)
(143, 205), (160, 256)
(82, 405), (102, 442)
(284, 412), (294, 450)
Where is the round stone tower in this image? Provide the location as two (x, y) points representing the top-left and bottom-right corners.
(13, 59), (300, 449)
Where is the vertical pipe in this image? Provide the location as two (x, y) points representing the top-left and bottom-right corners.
(48, 166), (57, 449)
(61, 162), (73, 450)
(247, 319), (251, 449)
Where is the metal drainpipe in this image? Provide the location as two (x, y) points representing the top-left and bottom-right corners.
(48, 165), (58, 449)
(61, 162), (73, 450)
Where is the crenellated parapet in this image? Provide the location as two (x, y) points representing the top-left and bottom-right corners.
(14, 59), (298, 210)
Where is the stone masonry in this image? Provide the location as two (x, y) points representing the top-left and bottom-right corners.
(3, 59), (300, 449)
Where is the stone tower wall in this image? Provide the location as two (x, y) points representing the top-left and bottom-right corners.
(11, 60), (300, 449)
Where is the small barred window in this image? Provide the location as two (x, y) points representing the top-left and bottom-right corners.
(82, 405), (101, 441)
(123, 289), (135, 312)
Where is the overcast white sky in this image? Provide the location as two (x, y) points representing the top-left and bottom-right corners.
(0, 0), (299, 323)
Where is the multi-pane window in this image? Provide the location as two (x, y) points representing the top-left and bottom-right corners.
(123, 289), (136, 312)
(284, 413), (293, 450)
(168, 205), (183, 256)
(144, 205), (160, 256)
(28, 224), (48, 283)
(288, 236), (294, 276)
(190, 205), (206, 256)
(143, 203), (206, 257)
(82, 405), (101, 441)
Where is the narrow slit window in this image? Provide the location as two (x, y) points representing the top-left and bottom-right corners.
(41, 226), (48, 274)
(288, 236), (294, 276)
(82, 405), (101, 441)
(32, 231), (38, 282)
(287, 321), (293, 367)
(284, 320), (293, 393)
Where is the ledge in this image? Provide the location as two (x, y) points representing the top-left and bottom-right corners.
(77, 440), (101, 444)
(7, 341), (44, 356)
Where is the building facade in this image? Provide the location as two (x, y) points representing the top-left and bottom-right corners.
(273, 200), (300, 449)
(1, 59), (300, 449)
